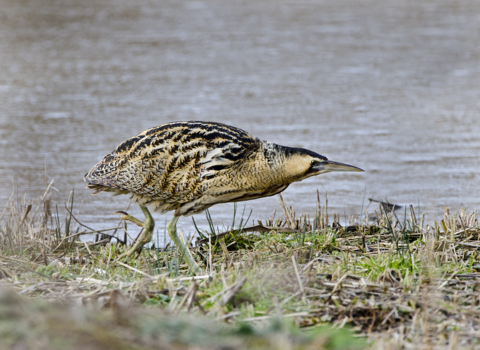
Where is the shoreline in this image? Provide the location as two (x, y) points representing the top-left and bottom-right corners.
(1, 185), (479, 349)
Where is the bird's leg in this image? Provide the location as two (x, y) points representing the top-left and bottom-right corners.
(117, 205), (155, 259)
(167, 216), (202, 274)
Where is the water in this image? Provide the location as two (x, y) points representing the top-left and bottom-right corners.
(1, 0), (479, 243)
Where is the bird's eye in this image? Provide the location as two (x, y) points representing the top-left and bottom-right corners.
(310, 159), (316, 165)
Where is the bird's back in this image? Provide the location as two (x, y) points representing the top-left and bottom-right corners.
(85, 121), (262, 214)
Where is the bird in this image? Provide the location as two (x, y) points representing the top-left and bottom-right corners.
(84, 121), (363, 272)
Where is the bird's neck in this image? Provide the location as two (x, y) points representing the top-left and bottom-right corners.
(261, 142), (307, 185)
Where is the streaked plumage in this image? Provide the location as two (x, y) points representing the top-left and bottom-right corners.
(85, 121), (363, 269)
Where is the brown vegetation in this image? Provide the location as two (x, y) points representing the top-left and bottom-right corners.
(1, 183), (480, 349)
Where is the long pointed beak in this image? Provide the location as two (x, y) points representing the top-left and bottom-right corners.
(314, 160), (364, 174)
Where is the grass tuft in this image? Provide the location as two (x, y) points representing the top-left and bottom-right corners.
(1, 183), (480, 349)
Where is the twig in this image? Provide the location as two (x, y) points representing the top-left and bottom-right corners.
(197, 224), (298, 245)
(83, 240), (93, 255)
(115, 261), (152, 278)
(167, 275), (211, 283)
(64, 205), (125, 244)
(243, 312), (309, 322)
(292, 255), (305, 299)
(82, 238), (111, 247)
(221, 276), (247, 306)
(277, 194), (296, 228)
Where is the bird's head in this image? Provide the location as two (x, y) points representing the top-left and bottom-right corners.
(280, 146), (364, 182)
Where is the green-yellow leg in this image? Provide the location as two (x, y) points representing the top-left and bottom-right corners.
(117, 206), (202, 274)
(167, 216), (202, 274)
(117, 205), (155, 259)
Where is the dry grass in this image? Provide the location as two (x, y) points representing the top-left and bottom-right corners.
(1, 183), (480, 350)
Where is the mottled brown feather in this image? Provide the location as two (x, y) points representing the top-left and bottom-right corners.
(85, 121), (335, 216)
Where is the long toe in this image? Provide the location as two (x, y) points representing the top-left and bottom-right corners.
(115, 211), (146, 228)
(117, 205), (155, 259)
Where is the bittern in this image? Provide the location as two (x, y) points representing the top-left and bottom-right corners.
(84, 121), (363, 272)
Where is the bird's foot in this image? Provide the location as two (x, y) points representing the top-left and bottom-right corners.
(117, 205), (155, 259)
(167, 216), (203, 275)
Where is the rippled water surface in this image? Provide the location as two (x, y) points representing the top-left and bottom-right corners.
(1, 0), (479, 243)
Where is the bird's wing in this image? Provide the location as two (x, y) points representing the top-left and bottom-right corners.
(85, 121), (261, 201)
